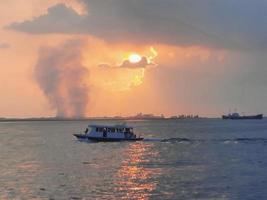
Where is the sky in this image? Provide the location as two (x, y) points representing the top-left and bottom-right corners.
(0, 0), (267, 118)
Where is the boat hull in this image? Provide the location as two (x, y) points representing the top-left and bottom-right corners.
(222, 114), (263, 120)
(73, 134), (144, 142)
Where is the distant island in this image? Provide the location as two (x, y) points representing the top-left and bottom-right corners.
(0, 113), (202, 122)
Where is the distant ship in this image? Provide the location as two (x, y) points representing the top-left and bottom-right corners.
(222, 112), (263, 120)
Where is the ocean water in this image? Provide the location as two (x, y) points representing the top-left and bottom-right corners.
(1, 119), (267, 200)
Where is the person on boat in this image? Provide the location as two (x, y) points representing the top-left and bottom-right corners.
(84, 128), (89, 134)
(103, 128), (107, 137)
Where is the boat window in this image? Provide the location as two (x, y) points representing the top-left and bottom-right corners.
(116, 128), (123, 133)
(111, 128), (115, 133)
(125, 128), (130, 133)
(96, 127), (99, 132)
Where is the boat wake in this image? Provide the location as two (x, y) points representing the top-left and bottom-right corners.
(161, 138), (192, 143)
(143, 137), (197, 143)
(75, 136), (267, 145)
(143, 137), (267, 144)
(143, 138), (163, 142)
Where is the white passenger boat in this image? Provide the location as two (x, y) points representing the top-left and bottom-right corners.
(74, 124), (143, 142)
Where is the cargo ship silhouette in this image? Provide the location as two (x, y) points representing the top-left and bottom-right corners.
(222, 112), (263, 120)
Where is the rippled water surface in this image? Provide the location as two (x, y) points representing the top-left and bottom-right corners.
(1, 119), (267, 199)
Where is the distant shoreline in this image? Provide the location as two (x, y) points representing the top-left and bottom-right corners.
(0, 117), (210, 122)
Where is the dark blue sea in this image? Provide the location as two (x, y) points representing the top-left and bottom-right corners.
(1, 119), (267, 200)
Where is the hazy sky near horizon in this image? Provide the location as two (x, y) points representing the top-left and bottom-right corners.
(0, 0), (267, 117)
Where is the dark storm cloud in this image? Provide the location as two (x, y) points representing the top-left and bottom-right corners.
(7, 4), (86, 34)
(7, 0), (267, 50)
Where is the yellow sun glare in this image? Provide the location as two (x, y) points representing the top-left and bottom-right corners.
(129, 54), (142, 63)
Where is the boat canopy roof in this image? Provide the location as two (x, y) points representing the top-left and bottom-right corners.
(88, 124), (133, 129)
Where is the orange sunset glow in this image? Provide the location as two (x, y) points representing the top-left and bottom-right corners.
(0, 0), (266, 118)
(1, 2), (267, 200)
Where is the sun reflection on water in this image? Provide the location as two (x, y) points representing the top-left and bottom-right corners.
(115, 142), (162, 200)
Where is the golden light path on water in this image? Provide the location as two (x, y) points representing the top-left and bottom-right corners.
(115, 142), (163, 200)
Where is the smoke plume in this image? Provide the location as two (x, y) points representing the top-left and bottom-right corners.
(35, 39), (89, 118)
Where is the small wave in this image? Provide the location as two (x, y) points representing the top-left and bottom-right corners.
(235, 138), (267, 142)
(222, 138), (267, 144)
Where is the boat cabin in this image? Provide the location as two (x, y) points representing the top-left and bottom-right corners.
(84, 124), (136, 139)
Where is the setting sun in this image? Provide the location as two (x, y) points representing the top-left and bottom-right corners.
(129, 54), (142, 63)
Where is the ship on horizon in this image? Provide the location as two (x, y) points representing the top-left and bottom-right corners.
(222, 112), (263, 120)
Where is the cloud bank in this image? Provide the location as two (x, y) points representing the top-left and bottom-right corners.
(7, 0), (267, 50)
(7, 4), (86, 34)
